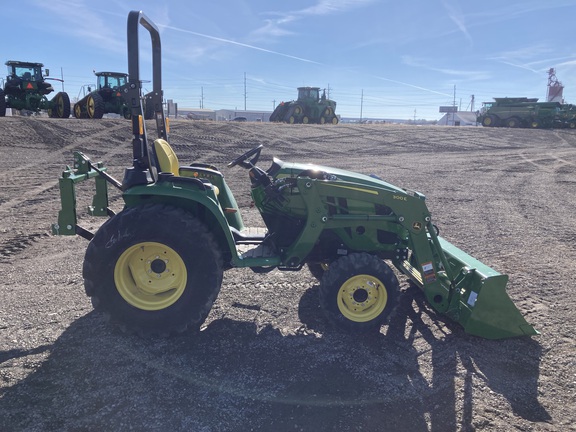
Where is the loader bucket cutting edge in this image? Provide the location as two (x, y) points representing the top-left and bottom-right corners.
(462, 275), (539, 339)
(437, 237), (538, 340)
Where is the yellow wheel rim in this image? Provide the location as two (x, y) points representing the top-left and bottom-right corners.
(337, 274), (388, 322)
(87, 96), (95, 117)
(74, 104), (82, 118)
(55, 95), (64, 117)
(294, 106), (302, 115)
(302, 116), (309, 124)
(114, 242), (187, 311)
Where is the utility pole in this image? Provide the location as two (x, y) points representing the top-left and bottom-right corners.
(272, 100), (276, 110)
(360, 89), (364, 123)
(200, 86), (204, 109)
(452, 84), (456, 126)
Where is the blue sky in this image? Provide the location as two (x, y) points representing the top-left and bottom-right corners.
(3, 0), (576, 120)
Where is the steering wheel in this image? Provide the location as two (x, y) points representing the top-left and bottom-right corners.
(228, 145), (263, 169)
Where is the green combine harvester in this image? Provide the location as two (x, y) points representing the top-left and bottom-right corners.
(477, 97), (576, 129)
(52, 11), (537, 340)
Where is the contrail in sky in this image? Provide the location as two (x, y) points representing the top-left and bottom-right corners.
(162, 23), (451, 97)
(161, 24), (323, 65)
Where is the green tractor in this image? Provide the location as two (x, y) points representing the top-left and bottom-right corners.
(0, 61), (70, 118)
(53, 11), (537, 340)
(270, 87), (338, 124)
(74, 71), (133, 119)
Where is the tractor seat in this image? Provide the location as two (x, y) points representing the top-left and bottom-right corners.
(153, 138), (180, 176)
(153, 139), (219, 195)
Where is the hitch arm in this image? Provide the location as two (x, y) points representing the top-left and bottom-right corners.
(51, 152), (115, 238)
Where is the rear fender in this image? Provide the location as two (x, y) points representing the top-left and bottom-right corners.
(180, 165), (244, 231)
(122, 181), (238, 263)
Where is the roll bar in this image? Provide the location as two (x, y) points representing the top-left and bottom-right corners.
(123, 10), (167, 188)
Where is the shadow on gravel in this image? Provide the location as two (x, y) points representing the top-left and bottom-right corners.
(300, 283), (551, 431)
(0, 285), (549, 432)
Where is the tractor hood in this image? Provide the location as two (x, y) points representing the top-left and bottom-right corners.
(268, 157), (417, 198)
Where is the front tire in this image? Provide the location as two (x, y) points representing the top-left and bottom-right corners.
(319, 253), (399, 333)
(83, 204), (223, 336)
(307, 261), (329, 281)
(482, 115), (499, 127)
(74, 102), (87, 119)
(285, 105), (303, 124)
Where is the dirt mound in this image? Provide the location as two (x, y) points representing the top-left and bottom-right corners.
(1, 118), (574, 431)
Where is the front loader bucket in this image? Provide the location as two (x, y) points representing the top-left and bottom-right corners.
(437, 238), (539, 340)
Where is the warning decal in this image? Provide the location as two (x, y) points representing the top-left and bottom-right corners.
(422, 261), (436, 283)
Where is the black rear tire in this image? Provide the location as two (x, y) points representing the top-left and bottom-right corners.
(0, 90), (6, 117)
(49, 92), (71, 118)
(87, 92), (105, 119)
(506, 117), (521, 128)
(319, 253), (399, 333)
(83, 204), (223, 336)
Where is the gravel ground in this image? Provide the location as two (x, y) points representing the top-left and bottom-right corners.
(0, 117), (575, 431)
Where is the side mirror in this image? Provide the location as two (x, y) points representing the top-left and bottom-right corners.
(45, 69), (50, 77)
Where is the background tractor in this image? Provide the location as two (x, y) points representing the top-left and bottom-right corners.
(0, 60), (70, 118)
(52, 11), (537, 341)
(270, 87), (338, 124)
(74, 71), (131, 119)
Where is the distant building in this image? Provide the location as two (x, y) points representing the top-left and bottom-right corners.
(437, 111), (479, 126)
(215, 109), (271, 122)
(177, 108), (216, 121)
(174, 108), (272, 122)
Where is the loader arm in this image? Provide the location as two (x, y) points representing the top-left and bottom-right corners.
(256, 163), (537, 340)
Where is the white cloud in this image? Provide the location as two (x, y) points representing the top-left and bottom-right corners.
(252, 0), (378, 41)
(31, 0), (125, 53)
